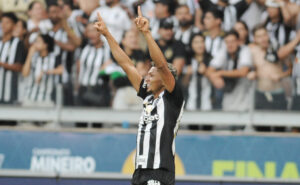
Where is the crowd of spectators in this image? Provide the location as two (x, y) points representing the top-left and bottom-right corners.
(0, 0), (299, 113)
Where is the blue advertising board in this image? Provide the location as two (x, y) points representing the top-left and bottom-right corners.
(0, 130), (299, 180)
(0, 177), (297, 185)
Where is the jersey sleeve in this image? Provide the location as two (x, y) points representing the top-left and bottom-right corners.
(137, 79), (149, 100)
(238, 46), (253, 68)
(165, 80), (184, 107)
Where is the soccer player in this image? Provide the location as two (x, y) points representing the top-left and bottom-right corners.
(94, 6), (185, 185)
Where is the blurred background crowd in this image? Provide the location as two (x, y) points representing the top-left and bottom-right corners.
(0, 0), (299, 114)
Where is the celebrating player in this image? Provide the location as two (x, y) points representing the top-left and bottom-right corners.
(94, 6), (185, 185)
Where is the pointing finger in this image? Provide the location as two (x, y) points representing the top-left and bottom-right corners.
(137, 6), (142, 17)
(97, 12), (103, 21)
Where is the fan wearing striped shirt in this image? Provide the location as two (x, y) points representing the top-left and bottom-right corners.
(48, 2), (82, 105)
(0, 12), (26, 104)
(22, 34), (63, 106)
(76, 23), (111, 107)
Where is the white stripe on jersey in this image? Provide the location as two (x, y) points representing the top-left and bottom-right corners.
(4, 38), (19, 101)
(153, 93), (165, 169)
(205, 36), (224, 57)
(89, 48), (104, 85)
(172, 101), (185, 155)
(82, 47), (96, 86)
(79, 45), (109, 86)
(136, 95), (153, 168)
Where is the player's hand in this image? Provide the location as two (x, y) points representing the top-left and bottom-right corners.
(134, 6), (149, 33)
(94, 12), (109, 36)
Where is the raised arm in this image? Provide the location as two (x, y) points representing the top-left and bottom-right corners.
(94, 12), (142, 92)
(135, 6), (175, 93)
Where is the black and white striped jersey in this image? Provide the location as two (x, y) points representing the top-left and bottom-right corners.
(186, 55), (213, 111)
(203, 31), (226, 58)
(78, 44), (110, 87)
(49, 28), (70, 84)
(67, 9), (85, 38)
(0, 37), (26, 103)
(135, 79), (185, 173)
(174, 26), (200, 46)
(24, 53), (62, 103)
(265, 20), (295, 47)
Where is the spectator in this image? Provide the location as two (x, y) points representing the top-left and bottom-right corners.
(13, 19), (29, 49)
(27, 1), (52, 43)
(76, 23), (111, 107)
(0, 13), (26, 104)
(62, 0), (85, 39)
(149, 0), (177, 40)
(198, 0), (253, 31)
(155, 18), (186, 75)
(203, 8), (226, 58)
(90, 0), (132, 43)
(185, 32), (213, 110)
(207, 30), (253, 111)
(0, 0), (46, 20)
(48, 2), (81, 105)
(177, 0), (202, 30)
(112, 29), (148, 110)
(234, 20), (250, 45)
(277, 30), (300, 110)
(22, 34), (63, 106)
(249, 25), (291, 110)
(203, 8), (226, 109)
(264, 0), (295, 47)
(174, 5), (199, 46)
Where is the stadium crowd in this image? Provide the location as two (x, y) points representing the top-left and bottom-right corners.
(0, 0), (299, 112)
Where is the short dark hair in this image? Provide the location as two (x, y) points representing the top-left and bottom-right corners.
(47, 2), (59, 11)
(151, 62), (178, 80)
(205, 8), (223, 21)
(39, 34), (55, 53)
(2, 12), (18, 24)
(224, 30), (240, 39)
(252, 24), (267, 36)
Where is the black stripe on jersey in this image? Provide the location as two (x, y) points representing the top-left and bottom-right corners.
(147, 106), (158, 168)
(139, 121), (147, 156)
(196, 73), (201, 109)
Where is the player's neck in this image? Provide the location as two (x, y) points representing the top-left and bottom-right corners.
(153, 87), (164, 99)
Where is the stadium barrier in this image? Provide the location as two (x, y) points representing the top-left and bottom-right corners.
(0, 105), (300, 129)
